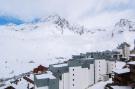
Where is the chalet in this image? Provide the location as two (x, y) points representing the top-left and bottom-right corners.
(112, 68), (130, 85)
(127, 61), (135, 88)
(105, 58), (135, 89)
(105, 61), (135, 89)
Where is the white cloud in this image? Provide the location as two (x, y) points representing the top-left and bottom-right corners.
(0, 0), (135, 28)
(78, 10), (135, 28)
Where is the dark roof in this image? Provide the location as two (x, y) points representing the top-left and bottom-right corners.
(68, 58), (94, 68)
(34, 74), (59, 89)
(72, 54), (85, 59)
(49, 63), (69, 78)
(23, 76), (34, 84)
(5, 86), (15, 89)
(85, 51), (113, 59)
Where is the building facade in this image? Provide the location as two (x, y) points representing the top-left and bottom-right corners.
(34, 53), (116, 89)
(117, 42), (130, 60)
(94, 59), (107, 83)
(34, 71), (59, 89)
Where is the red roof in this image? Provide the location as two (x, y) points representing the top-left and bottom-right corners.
(33, 65), (48, 74)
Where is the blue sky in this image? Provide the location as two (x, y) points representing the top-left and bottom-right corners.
(0, 0), (135, 28)
(0, 16), (23, 25)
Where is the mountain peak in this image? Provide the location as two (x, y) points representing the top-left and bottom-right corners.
(115, 19), (131, 27)
(46, 14), (70, 28)
(46, 14), (64, 21)
(114, 19), (135, 33)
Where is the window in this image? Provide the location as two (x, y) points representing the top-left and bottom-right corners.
(73, 69), (74, 71)
(73, 79), (74, 81)
(99, 69), (100, 71)
(73, 84), (74, 87)
(73, 74), (74, 76)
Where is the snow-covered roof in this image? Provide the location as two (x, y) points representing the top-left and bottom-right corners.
(35, 71), (56, 79)
(113, 68), (130, 74)
(52, 63), (68, 67)
(115, 61), (126, 69)
(111, 86), (132, 89)
(127, 61), (135, 65)
(130, 54), (135, 57)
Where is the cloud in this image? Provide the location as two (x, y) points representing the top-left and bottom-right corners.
(0, 0), (93, 21)
(0, 0), (135, 27)
(78, 10), (135, 28)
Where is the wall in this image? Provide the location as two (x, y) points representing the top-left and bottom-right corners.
(94, 59), (107, 83)
(69, 64), (94, 89)
(35, 86), (48, 89)
(59, 73), (69, 89)
(107, 61), (116, 74)
(124, 46), (130, 60)
(88, 64), (94, 86)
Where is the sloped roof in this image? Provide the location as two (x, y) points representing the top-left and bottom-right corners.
(127, 61), (135, 65)
(113, 68), (130, 74)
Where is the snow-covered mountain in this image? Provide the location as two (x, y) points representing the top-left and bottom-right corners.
(0, 15), (135, 78)
(114, 19), (135, 33)
(32, 14), (91, 35)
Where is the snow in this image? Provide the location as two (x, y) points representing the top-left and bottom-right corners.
(90, 79), (132, 89)
(0, 20), (134, 79)
(52, 63), (68, 67)
(0, 17), (134, 89)
(111, 86), (132, 89)
(113, 68), (130, 74)
(115, 61), (126, 69)
(90, 79), (112, 89)
(35, 71), (55, 79)
(1, 75), (34, 89)
(130, 54), (135, 57)
(128, 61), (135, 65)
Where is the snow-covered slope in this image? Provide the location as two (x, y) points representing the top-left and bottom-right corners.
(0, 15), (135, 79)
